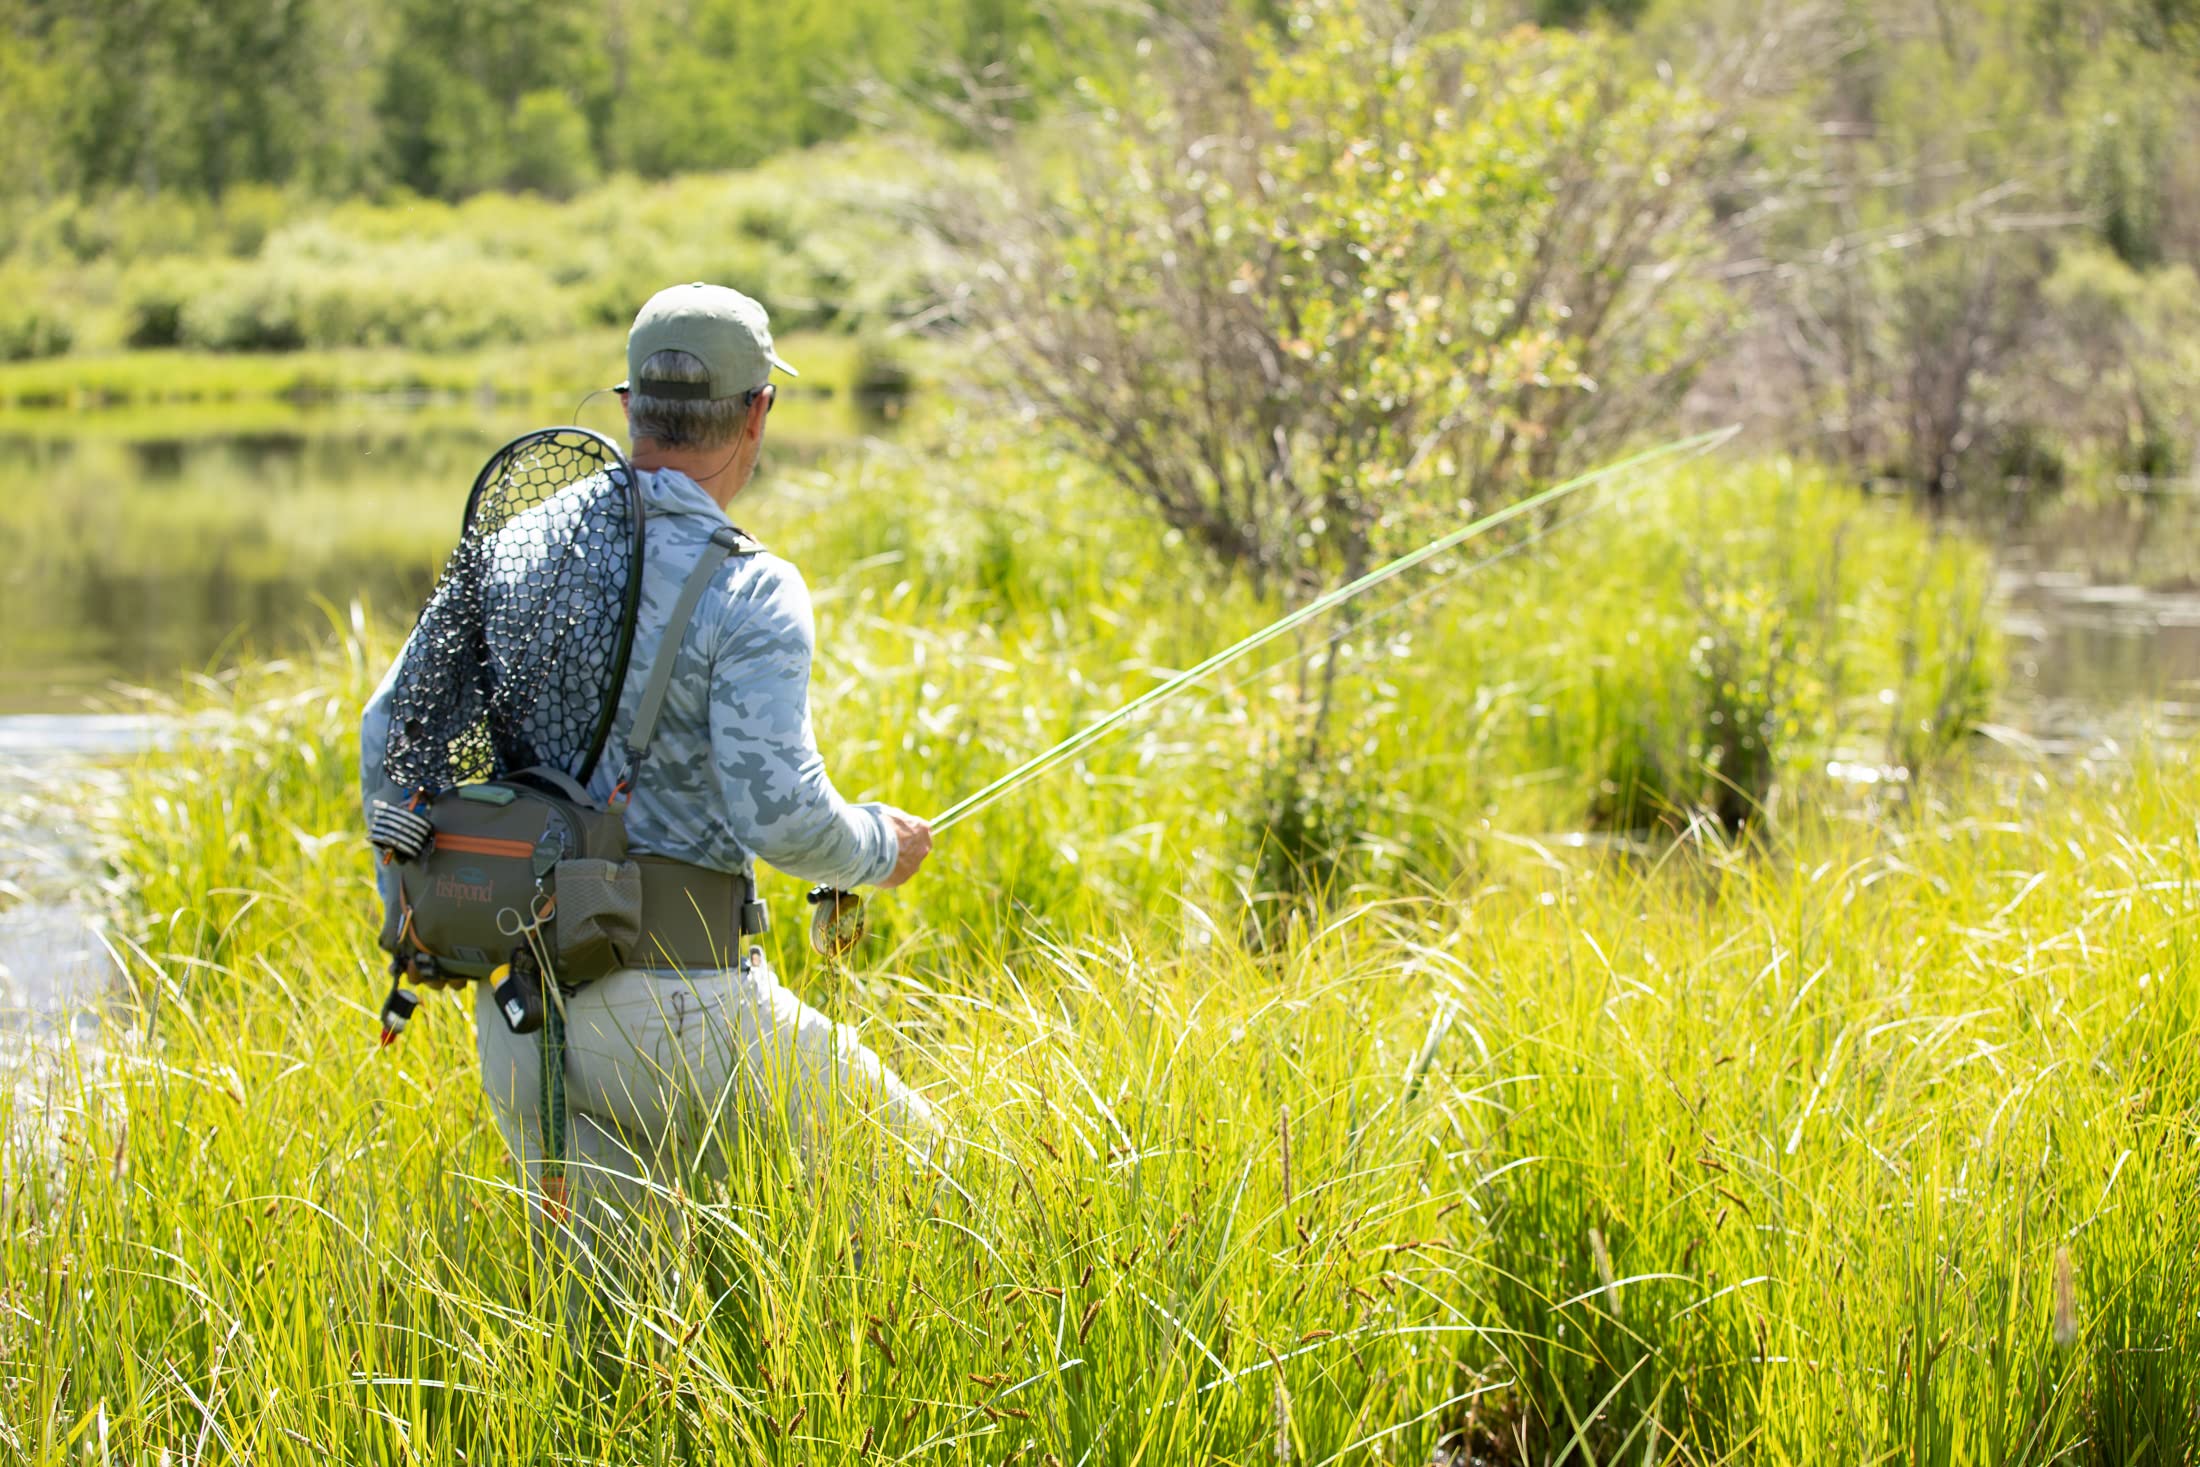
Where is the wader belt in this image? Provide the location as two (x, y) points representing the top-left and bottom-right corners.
(633, 855), (769, 971)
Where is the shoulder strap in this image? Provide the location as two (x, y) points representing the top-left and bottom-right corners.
(625, 525), (764, 769)
(507, 765), (591, 803)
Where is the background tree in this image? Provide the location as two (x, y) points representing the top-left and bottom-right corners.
(0, 0), (1117, 205)
(377, 0), (606, 197)
(982, 0), (1730, 604)
(1680, 0), (2200, 493)
(973, 0), (1737, 882)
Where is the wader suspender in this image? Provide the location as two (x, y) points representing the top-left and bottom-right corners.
(540, 524), (760, 1223)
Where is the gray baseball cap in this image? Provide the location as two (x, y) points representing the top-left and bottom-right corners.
(617, 282), (799, 399)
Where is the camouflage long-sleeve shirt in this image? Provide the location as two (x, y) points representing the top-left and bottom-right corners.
(360, 466), (900, 890)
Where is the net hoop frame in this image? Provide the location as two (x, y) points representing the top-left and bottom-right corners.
(457, 424), (646, 787)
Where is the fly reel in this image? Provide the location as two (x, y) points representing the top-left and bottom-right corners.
(807, 885), (868, 958)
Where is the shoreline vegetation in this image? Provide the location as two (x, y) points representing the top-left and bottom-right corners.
(0, 329), (906, 417)
(0, 146), (950, 419)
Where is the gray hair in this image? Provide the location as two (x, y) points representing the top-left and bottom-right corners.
(626, 349), (752, 449)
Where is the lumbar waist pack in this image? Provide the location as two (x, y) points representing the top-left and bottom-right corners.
(373, 766), (639, 986)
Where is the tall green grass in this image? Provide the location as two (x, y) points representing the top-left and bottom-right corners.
(8, 451), (2187, 1463)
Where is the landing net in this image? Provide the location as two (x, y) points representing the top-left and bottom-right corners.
(381, 427), (644, 794)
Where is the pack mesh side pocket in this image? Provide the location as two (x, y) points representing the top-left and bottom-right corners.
(553, 858), (642, 979)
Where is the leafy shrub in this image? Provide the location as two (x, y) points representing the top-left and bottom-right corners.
(167, 250), (571, 353)
(180, 267), (307, 351)
(569, 241), (779, 329)
(986, 0), (1727, 601)
(0, 277), (76, 360)
(2033, 247), (2200, 482)
(1984, 420), (2068, 492)
(851, 335), (915, 418)
(1242, 762), (1370, 924)
(290, 261), (572, 352)
(121, 264), (198, 347)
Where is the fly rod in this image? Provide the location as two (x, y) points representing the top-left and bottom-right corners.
(805, 426), (1737, 956)
(927, 426), (1737, 834)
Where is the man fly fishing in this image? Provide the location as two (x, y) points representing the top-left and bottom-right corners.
(360, 283), (945, 1249)
(357, 265), (1724, 1277)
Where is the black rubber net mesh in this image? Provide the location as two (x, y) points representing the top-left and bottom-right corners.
(382, 430), (641, 794)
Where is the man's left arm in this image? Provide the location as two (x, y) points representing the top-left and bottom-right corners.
(357, 631), (423, 920)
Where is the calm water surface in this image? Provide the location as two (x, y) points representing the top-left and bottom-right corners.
(1987, 487), (2200, 748)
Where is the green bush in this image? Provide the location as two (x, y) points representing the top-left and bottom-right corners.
(180, 266), (307, 351)
(0, 276), (76, 360)
(989, 0), (1726, 607)
(169, 255), (573, 353)
(2036, 247), (2200, 482)
(851, 333), (915, 398)
(121, 264), (198, 347)
(292, 261), (573, 351)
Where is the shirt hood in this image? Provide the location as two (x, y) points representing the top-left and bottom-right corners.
(638, 466), (730, 522)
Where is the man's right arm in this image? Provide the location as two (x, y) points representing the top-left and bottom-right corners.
(708, 559), (918, 890)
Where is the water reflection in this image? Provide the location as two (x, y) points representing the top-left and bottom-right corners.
(3, 417), (482, 710)
(1983, 485), (2200, 747)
